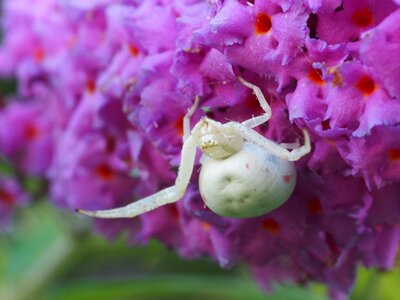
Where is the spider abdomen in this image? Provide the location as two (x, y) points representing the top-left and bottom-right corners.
(199, 142), (297, 218)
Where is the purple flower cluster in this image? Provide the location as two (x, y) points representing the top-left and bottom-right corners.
(1, 0), (400, 297)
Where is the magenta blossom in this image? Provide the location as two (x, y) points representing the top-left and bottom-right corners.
(1, 0), (400, 298)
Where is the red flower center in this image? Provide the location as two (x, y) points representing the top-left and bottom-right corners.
(308, 197), (323, 215)
(86, 79), (96, 94)
(351, 8), (373, 28)
(0, 188), (15, 207)
(261, 218), (280, 235)
(388, 149), (400, 161)
(129, 45), (140, 57)
(355, 75), (376, 96)
(168, 204), (180, 221)
(321, 119), (331, 131)
(255, 13), (272, 34)
(174, 114), (185, 137)
(33, 48), (45, 62)
(307, 68), (324, 85)
(105, 135), (116, 153)
(24, 123), (39, 140)
(95, 164), (115, 180)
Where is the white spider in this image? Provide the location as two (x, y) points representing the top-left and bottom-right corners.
(77, 77), (311, 219)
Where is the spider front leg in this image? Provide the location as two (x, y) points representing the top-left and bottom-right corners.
(77, 135), (198, 218)
(237, 76), (272, 128)
(235, 77), (311, 160)
(279, 142), (301, 150)
(183, 96), (200, 142)
(230, 122), (311, 161)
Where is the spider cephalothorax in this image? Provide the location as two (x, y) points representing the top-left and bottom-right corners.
(194, 117), (244, 159)
(78, 77), (311, 219)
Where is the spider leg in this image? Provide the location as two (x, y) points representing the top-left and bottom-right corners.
(229, 122), (311, 161)
(279, 142), (301, 150)
(237, 76), (272, 128)
(77, 136), (198, 218)
(183, 96), (200, 142)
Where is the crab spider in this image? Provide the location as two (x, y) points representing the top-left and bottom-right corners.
(77, 77), (311, 219)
